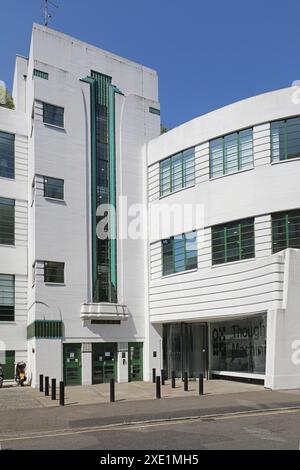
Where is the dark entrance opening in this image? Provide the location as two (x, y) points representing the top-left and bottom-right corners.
(163, 323), (208, 379)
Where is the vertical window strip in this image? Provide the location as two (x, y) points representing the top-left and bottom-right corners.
(0, 274), (15, 322)
(160, 148), (195, 197)
(0, 131), (15, 179)
(272, 210), (300, 253)
(162, 231), (197, 275)
(210, 128), (253, 178)
(271, 117), (300, 162)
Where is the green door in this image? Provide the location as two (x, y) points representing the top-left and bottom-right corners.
(63, 344), (82, 386)
(92, 343), (117, 384)
(128, 343), (143, 382)
(1, 351), (15, 380)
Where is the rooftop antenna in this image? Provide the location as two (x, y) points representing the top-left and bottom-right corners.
(43, 0), (58, 27)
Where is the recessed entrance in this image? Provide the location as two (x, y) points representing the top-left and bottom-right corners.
(128, 343), (143, 382)
(92, 343), (117, 384)
(63, 344), (82, 386)
(163, 323), (208, 379)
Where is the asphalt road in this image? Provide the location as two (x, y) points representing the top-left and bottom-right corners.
(1, 408), (300, 450)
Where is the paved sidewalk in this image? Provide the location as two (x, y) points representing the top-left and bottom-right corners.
(29, 379), (264, 408)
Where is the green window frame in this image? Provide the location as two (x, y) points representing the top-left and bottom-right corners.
(0, 274), (15, 322)
(33, 69), (49, 80)
(0, 131), (15, 179)
(272, 210), (300, 253)
(212, 218), (255, 265)
(210, 128), (253, 178)
(44, 261), (65, 284)
(162, 231), (198, 276)
(159, 148), (195, 197)
(271, 116), (300, 162)
(0, 197), (15, 246)
(43, 103), (64, 128)
(43, 176), (64, 200)
(0, 351), (15, 379)
(27, 321), (63, 339)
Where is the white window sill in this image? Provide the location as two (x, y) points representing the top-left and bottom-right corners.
(0, 244), (15, 249)
(212, 257), (256, 268)
(209, 166), (254, 181)
(44, 197), (65, 203)
(162, 268), (198, 279)
(44, 282), (66, 286)
(271, 157), (300, 165)
(44, 123), (66, 131)
(159, 184), (195, 200)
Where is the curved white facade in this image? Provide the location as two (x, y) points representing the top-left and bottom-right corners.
(146, 87), (300, 390)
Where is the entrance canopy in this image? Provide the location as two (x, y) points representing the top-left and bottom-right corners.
(80, 303), (129, 321)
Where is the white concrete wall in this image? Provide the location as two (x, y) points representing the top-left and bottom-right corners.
(146, 87), (300, 388)
(0, 105), (28, 364)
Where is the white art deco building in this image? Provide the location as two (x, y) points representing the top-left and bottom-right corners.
(0, 24), (300, 390)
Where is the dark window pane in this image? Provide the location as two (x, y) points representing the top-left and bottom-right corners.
(271, 120), (286, 161)
(174, 235), (185, 273)
(287, 117), (300, 159)
(162, 239), (173, 276)
(0, 131), (14, 179)
(185, 231), (198, 270)
(212, 226), (225, 265)
(288, 211), (300, 248)
(0, 274), (14, 322)
(44, 262), (65, 284)
(272, 214), (287, 253)
(240, 219), (255, 259)
(0, 198), (15, 245)
(44, 177), (64, 200)
(43, 103), (64, 128)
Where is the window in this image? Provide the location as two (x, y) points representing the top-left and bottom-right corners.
(33, 69), (49, 80)
(160, 148), (195, 197)
(43, 177), (64, 200)
(272, 210), (300, 253)
(44, 262), (65, 284)
(212, 218), (255, 265)
(43, 103), (64, 128)
(162, 231), (197, 276)
(0, 198), (15, 245)
(0, 131), (14, 179)
(0, 275), (14, 322)
(210, 128), (253, 178)
(271, 117), (300, 162)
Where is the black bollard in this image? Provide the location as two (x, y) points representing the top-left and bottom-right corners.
(59, 381), (65, 406)
(110, 378), (115, 403)
(39, 374), (44, 393)
(51, 378), (56, 400)
(184, 372), (188, 391)
(156, 376), (161, 399)
(152, 368), (156, 384)
(199, 374), (204, 396)
(45, 376), (49, 396)
(171, 370), (176, 389)
(161, 369), (165, 386)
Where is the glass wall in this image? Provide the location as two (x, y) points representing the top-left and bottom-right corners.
(210, 314), (267, 375)
(163, 323), (207, 378)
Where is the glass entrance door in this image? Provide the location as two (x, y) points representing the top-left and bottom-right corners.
(63, 344), (82, 386)
(128, 343), (143, 382)
(163, 323), (208, 379)
(92, 343), (117, 384)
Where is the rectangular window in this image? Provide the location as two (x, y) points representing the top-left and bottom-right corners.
(33, 69), (49, 80)
(43, 103), (64, 128)
(0, 198), (15, 245)
(43, 177), (64, 200)
(0, 275), (15, 322)
(271, 117), (300, 161)
(212, 218), (255, 265)
(210, 128), (253, 178)
(162, 231), (197, 276)
(0, 131), (15, 179)
(44, 262), (65, 284)
(160, 148), (195, 197)
(272, 210), (300, 253)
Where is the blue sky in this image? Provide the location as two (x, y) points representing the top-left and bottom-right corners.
(1, 0), (300, 129)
